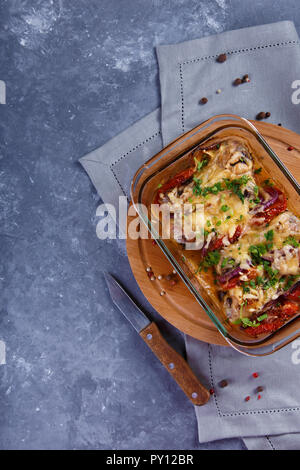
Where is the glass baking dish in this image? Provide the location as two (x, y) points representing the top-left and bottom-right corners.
(131, 114), (300, 356)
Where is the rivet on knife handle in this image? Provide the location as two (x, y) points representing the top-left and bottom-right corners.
(140, 322), (210, 406)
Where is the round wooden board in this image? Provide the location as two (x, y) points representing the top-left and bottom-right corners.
(127, 122), (300, 346)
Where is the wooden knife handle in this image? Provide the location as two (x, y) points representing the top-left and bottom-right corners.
(140, 322), (210, 406)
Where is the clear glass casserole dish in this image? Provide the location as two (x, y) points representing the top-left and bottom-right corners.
(131, 114), (300, 356)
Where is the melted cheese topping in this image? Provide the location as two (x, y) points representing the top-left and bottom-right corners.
(156, 139), (300, 325)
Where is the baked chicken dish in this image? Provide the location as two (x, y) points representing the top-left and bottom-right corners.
(155, 139), (300, 338)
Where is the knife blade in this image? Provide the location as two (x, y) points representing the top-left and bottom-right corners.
(104, 272), (210, 406)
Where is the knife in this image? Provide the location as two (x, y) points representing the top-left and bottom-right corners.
(104, 273), (210, 406)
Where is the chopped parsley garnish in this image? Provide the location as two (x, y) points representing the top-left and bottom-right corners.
(193, 177), (202, 196)
(254, 167), (262, 174)
(202, 181), (223, 196)
(262, 266), (279, 290)
(224, 175), (249, 203)
(197, 158), (209, 171)
(201, 250), (221, 268)
(216, 220), (222, 226)
(221, 204), (230, 212)
(264, 229), (274, 242)
(264, 179), (274, 187)
(283, 236), (299, 248)
(234, 313), (268, 328)
(240, 318), (259, 327)
(257, 313), (268, 322)
(221, 257), (235, 269)
(284, 275), (299, 291)
(248, 243), (268, 265)
(157, 183), (162, 189)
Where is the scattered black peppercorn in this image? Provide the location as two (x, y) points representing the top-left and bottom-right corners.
(242, 74), (250, 83)
(219, 379), (228, 388)
(217, 53), (227, 63)
(200, 97), (208, 105)
(278, 123), (282, 126)
(265, 112), (271, 118)
(233, 78), (242, 86)
(256, 386), (264, 393)
(256, 111), (266, 120)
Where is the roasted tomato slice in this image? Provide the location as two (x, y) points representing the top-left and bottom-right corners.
(245, 320), (283, 337)
(221, 275), (240, 290)
(278, 301), (299, 319)
(157, 168), (194, 195)
(252, 188), (287, 225)
(207, 225), (242, 254)
(229, 225), (242, 244)
(219, 268), (257, 290)
(286, 284), (300, 302)
(245, 300), (299, 337)
(209, 236), (224, 251)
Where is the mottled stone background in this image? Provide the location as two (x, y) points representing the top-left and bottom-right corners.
(0, 0), (299, 450)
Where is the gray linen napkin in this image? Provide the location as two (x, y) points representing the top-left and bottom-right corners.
(80, 21), (300, 450)
(157, 21), (300, 146)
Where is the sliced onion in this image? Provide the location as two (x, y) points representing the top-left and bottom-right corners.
(261, 187), (280, 209)
(218, 266), (246, 284)
(251, 186), (279, 215)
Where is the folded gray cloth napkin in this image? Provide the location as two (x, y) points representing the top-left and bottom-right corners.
(80, 21), (300, 450)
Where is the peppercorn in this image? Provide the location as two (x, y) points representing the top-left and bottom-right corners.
(278, 123), (282, 126)
(242, 74), (250, 83)
(219, 379), (228, 388)
(216, 53), (227, 63)
(209, 388), (215, 395)
(166, 274), (172, 281)
(200, 97), (208, 105)
(256, 386), (264, 393)
(256, 112), (266, 120)
(265, 112), (271, 118)
(252, 372), (259, 378)
(233, 78), (242, 86)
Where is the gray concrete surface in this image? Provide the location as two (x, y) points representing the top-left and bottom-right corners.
(0, 0), (299, 450)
